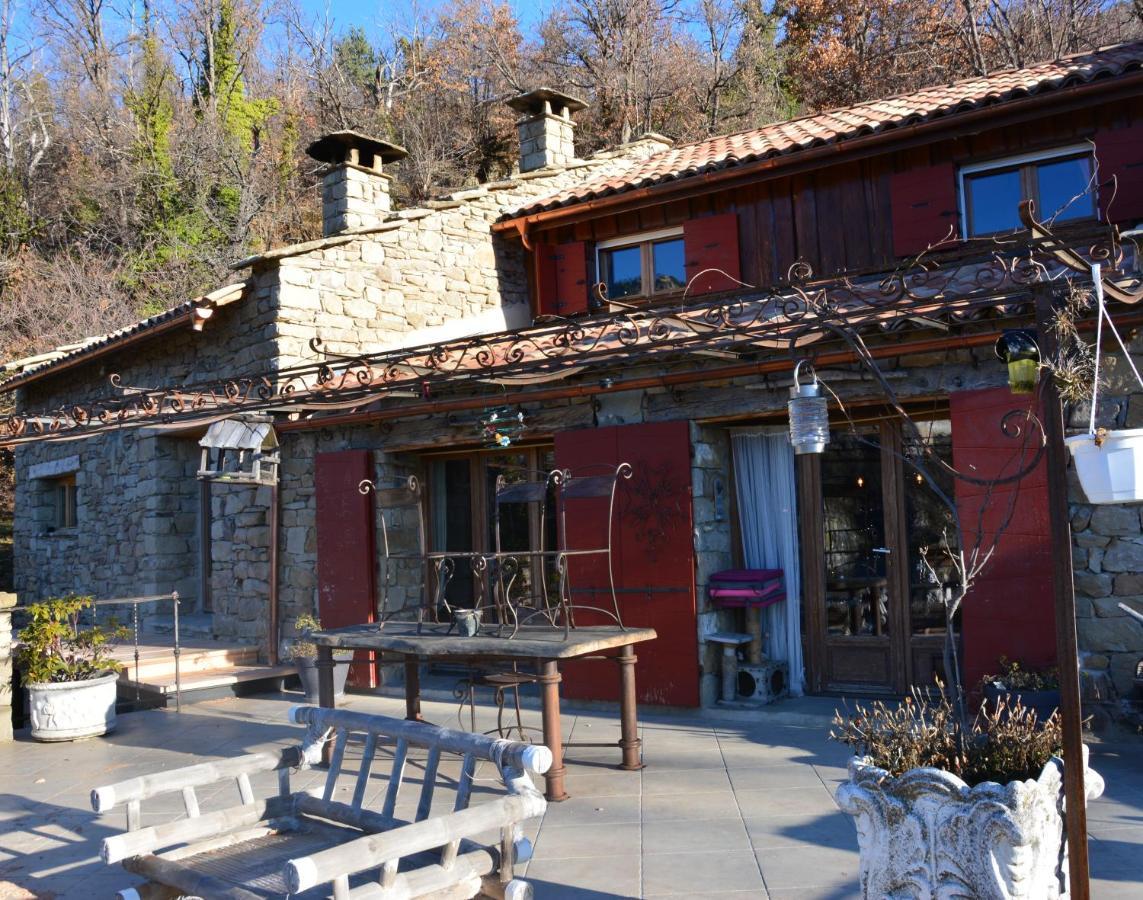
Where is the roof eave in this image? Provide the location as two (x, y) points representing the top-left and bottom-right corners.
(494, 68), (1143, 235)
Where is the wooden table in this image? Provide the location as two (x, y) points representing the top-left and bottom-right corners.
(308, 623), (658, 801)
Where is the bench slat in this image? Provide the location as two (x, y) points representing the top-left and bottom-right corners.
(324, 729), (350, 802)
(416, 746), (441, 822)
(382, 738), (408, 819)
(353, 731), (379, 810)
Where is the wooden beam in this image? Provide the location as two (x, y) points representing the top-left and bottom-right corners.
(1034, 290), (1090, 898)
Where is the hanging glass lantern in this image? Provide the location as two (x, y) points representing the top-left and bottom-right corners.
(994, 330), (1040, 395)
(788, 361), (829, 455)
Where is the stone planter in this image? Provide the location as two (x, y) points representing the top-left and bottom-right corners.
(27, 670), (119, 742)
(837, 750), (1104, 899)
(1066, 428), (1143, 504)
(295, 653), (352, 703)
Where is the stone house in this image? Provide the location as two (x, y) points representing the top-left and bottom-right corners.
(4, 45), (1143, 710)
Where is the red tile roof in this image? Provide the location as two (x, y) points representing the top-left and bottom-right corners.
(511, 41), (1143, 217)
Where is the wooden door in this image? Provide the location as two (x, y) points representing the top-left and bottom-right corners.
(556, 421), (699, 707)
(316, 450), (377, 688)
(803, 417), (964, 694)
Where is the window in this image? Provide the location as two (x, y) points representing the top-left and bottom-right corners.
(597, 228), (686, 303)
(51, 474), (77, 530)
(960, 146), (1096, 237)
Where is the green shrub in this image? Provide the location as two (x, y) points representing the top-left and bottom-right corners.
(15, 594), (127, 685)
(290, 613), (322, 659)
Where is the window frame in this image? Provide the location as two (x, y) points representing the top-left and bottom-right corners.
(595, 226), (686, 304)
(51, 473), (78, 531)
(957, 144), (1096, 239)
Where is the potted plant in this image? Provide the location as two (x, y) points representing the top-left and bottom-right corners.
(1046, 279), (1143, 503)
(981, 656), (1061, 722)
(832, 686), (1103, 899)
(288, 614), (352, 702)
(15, 594), (127, 742)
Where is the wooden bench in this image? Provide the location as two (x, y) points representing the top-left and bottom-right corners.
(91, 706), (552, 900)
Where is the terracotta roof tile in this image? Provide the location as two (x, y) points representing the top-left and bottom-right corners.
(511, 41), (1143, 217)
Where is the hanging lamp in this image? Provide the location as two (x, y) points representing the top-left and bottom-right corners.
(788, 361), (829, 455)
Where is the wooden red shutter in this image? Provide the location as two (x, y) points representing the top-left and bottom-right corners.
(536, 241), (588, 316)
(889, 162), (958, 257)
(1095, 124), (1143, 223)
(950, 388), (1054, 695)
(555, 421), (699, 707)
(534, 243), (559, 316)
(683, 212), (741, 295)
(316, 450), (377, 688)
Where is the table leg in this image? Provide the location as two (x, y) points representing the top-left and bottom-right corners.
(404, 656), (422, 721)
(617, 644), (643, 771)
(537, 659), (568, 802)
(316, 645), (336, 766)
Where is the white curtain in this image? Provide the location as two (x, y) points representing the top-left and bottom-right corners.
(731, 432), (805, 695)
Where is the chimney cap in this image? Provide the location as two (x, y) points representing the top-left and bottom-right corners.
(306, 130), (408, 166)
(506, 88), (588, 116)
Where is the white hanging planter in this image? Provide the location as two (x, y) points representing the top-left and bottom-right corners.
(837, 749), (1104, 899)
(1066, 428), (1143, 504)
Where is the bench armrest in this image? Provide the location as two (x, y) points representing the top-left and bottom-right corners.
(92, 747), (302, 813)
(286, 793), (545, 893)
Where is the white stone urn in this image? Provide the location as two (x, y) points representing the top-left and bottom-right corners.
(836, 749), (1103, 899)
(27, 670), (119, 741)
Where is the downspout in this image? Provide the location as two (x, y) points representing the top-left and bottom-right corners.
(268, 480), (280, 666)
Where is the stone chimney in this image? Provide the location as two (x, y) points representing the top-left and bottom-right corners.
(506, 88), (588, 173)
(306, 130), (407, 236)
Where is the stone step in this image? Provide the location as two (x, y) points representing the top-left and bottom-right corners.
(141, 613), (215, 638)
(114, 642), (261, 680)
(119, 664), (298, 706)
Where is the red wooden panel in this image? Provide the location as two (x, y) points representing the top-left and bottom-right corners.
(316, 450), (377, 688)
(684, 212), (741, 295)
(1095, 123), (1143, 223)
(950, 388), (1056, 692)
(555, 422), (699, 707)
(889, 162), (958, 257)
(553, 241), (588, 315)
(534, 243), (558, 316)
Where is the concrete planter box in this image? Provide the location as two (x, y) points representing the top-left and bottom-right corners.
(837, 750), (1103, 899)
(1066, 428), (1143, 504)
(27, 670), (119, 742)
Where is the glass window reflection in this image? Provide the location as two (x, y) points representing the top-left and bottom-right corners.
(652, 239), (686, 293)
(603, 246), (642, 299)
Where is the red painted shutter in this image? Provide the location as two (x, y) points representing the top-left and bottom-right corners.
(534, 243), (559, 316)
(536, 241), (588, 316)
(316, 450), (377, 688)
(683, 212), (741, 295)
(950, 388), (1055, 694)
(555, 421), (699, 707)
(889, 162), (958, 257)
(1095, 124), (1143, 223)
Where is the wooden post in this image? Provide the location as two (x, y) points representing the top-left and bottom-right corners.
(616, 645), (643, 770)
(404, 656), (422, 721)
(317, 644), (336, 767)
(1034, 290), (1090, 899)
(537, 660), (568, 801)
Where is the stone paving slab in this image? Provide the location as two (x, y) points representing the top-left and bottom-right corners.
(0, 691), (1139, 898)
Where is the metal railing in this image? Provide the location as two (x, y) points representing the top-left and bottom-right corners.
(12, 591), (183, 712)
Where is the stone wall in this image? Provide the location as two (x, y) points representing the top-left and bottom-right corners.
(209, 482), (273, 646)
(12, 431), (200, 606)
(690, 423), (736, 707)
(267, 137), (672, 367)
(1068, 336), (1143, 698)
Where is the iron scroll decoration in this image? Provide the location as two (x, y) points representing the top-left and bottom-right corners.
(1, 218), (1134, 446)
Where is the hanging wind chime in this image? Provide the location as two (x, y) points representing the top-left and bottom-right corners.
(478, 406), (527, 448)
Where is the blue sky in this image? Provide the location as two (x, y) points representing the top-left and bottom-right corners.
(295, 1), (551, 39)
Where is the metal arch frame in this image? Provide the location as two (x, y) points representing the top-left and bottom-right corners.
(4, 221), (1138, 448)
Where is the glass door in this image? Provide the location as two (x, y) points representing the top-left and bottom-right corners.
(805, 417), (961, 694)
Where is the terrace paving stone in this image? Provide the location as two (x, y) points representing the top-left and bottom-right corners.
(0, 690), (1138, 898)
